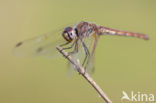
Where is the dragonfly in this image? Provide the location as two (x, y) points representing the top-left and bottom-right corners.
(14, 21), (149, 74)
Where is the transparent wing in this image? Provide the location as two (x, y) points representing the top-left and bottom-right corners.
(83, 35), (96, 75)
(14, 27), (67, 58)
(67, 40), (84, 76)
(68, 35), (96, 75)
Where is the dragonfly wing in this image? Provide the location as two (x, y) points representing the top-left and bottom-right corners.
(83, 35), (97, 75)
(14, 28), (67, 58)
(68, 35), (96, 75)
(66, 40), (81, 76)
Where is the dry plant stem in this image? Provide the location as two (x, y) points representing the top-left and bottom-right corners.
(56, 46), (112, 103)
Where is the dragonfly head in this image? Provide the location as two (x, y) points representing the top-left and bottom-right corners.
(62, 27), (77, 42)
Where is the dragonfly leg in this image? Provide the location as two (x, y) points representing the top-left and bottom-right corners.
(60, 40), (78, 56)
(59, 42), (76, 58)
(68, 40), (79, 55)
(84, 35), (98, 74)
(62, 42), (75, 50)
(59, 42), (70, 47)
(82, 41), (90, 73)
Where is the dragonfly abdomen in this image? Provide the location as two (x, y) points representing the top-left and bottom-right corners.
(98, 26), (149, 40)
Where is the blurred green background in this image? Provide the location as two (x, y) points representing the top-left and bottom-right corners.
(0, 0), (156, 103)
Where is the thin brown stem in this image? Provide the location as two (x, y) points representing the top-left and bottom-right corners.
(56, 46), (112, 103)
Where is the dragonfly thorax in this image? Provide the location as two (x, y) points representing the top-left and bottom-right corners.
(62, 27), (78, 42)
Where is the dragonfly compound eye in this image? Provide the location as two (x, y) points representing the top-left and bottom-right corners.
(62, 27), (74, 42)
